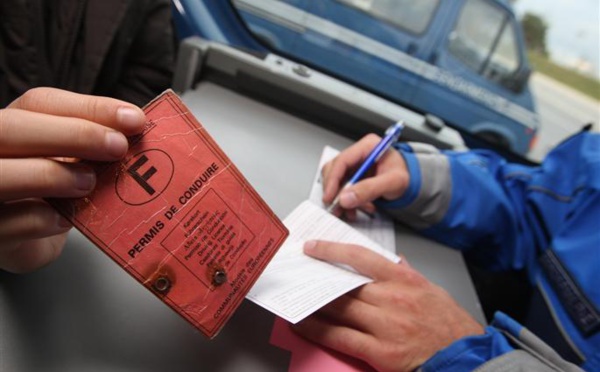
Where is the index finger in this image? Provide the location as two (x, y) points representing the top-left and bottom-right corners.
(8, 87), (145, 135)
(303, 240), (399, 281)
(322, 134), (382, 204)
(0, 109), (129, 160)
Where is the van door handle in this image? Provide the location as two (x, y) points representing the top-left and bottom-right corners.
(429, 51), (438, 65)
(406, 42), (418, 55)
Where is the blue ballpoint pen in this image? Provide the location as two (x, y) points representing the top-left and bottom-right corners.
(327, 121), (405, 213)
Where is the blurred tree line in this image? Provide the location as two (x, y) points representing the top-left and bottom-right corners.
(521, 12), (549, 57)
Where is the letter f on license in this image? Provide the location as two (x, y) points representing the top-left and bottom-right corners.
(128, 154), (157, 195)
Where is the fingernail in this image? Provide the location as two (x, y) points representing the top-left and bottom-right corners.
(105, 131), (128, 158)
(340, 190), (358, 208)
(117, 107), (145, 132)
(304, 240), (317, 252)
(75, 169), (96, 191)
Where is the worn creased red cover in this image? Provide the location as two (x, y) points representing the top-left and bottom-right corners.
(50, 90), (289, 338)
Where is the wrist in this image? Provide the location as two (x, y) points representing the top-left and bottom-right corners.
(375, 148), (421, 209)
(419, 325), (515, 372)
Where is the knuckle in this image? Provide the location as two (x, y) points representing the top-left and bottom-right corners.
(0, 108), (13, 131)
(364, 133), (381, 144)
(23, 208), (52, 233)
(71, 120), (100, 150)
(83, 95), (104, 122)
(389, 263), (404, 278)
(352, 184), (370, 201)
(403, 269), (426, 286)
(347, 246), (364, 262)
(29, 160), (72, 193)
(14, 87), (51, 109)
(320, 242), (341, 259)
(33, 161), (60, 190)
(336, 335), (369, 359)
(389, 291), (409, 307)
(83, 95), (117, 125)
(4, 201), (57, 236)
(14, 89), (36, 108)
(378, 345), (402, 364)
(391, 293), (419, 313)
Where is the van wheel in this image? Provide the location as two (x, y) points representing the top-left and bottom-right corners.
(254, 33), (277, 49)
(477, 131), (510, 150)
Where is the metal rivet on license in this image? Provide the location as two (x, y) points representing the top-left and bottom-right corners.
(212, 270), (227, 286)
(153, 276), (172, 294)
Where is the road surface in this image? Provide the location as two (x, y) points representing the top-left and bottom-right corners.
(528, 73), (599, 162)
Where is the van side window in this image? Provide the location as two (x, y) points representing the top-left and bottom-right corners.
(336, 0), (439, 34)
(448, 0), (521, 88)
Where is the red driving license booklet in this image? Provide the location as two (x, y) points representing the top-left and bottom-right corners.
(49, 90), (289, 338)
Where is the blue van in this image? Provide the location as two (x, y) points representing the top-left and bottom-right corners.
(174, 0), (539, 156)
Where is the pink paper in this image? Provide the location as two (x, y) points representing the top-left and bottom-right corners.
(270, 317), (375, 372)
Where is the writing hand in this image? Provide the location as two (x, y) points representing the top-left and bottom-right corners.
(322, 134), (409, 220)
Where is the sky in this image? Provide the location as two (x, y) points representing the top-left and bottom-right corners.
(513, 0), (600, 79)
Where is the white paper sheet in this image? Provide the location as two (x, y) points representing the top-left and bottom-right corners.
(247, 200), (400, 324)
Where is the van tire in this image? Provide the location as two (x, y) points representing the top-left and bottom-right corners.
(477, 131), (510, 150)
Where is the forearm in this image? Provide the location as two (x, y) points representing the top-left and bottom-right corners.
(377, 143), (535, 271)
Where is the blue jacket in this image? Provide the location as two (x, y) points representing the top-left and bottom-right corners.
(380, 130), (599, 371)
